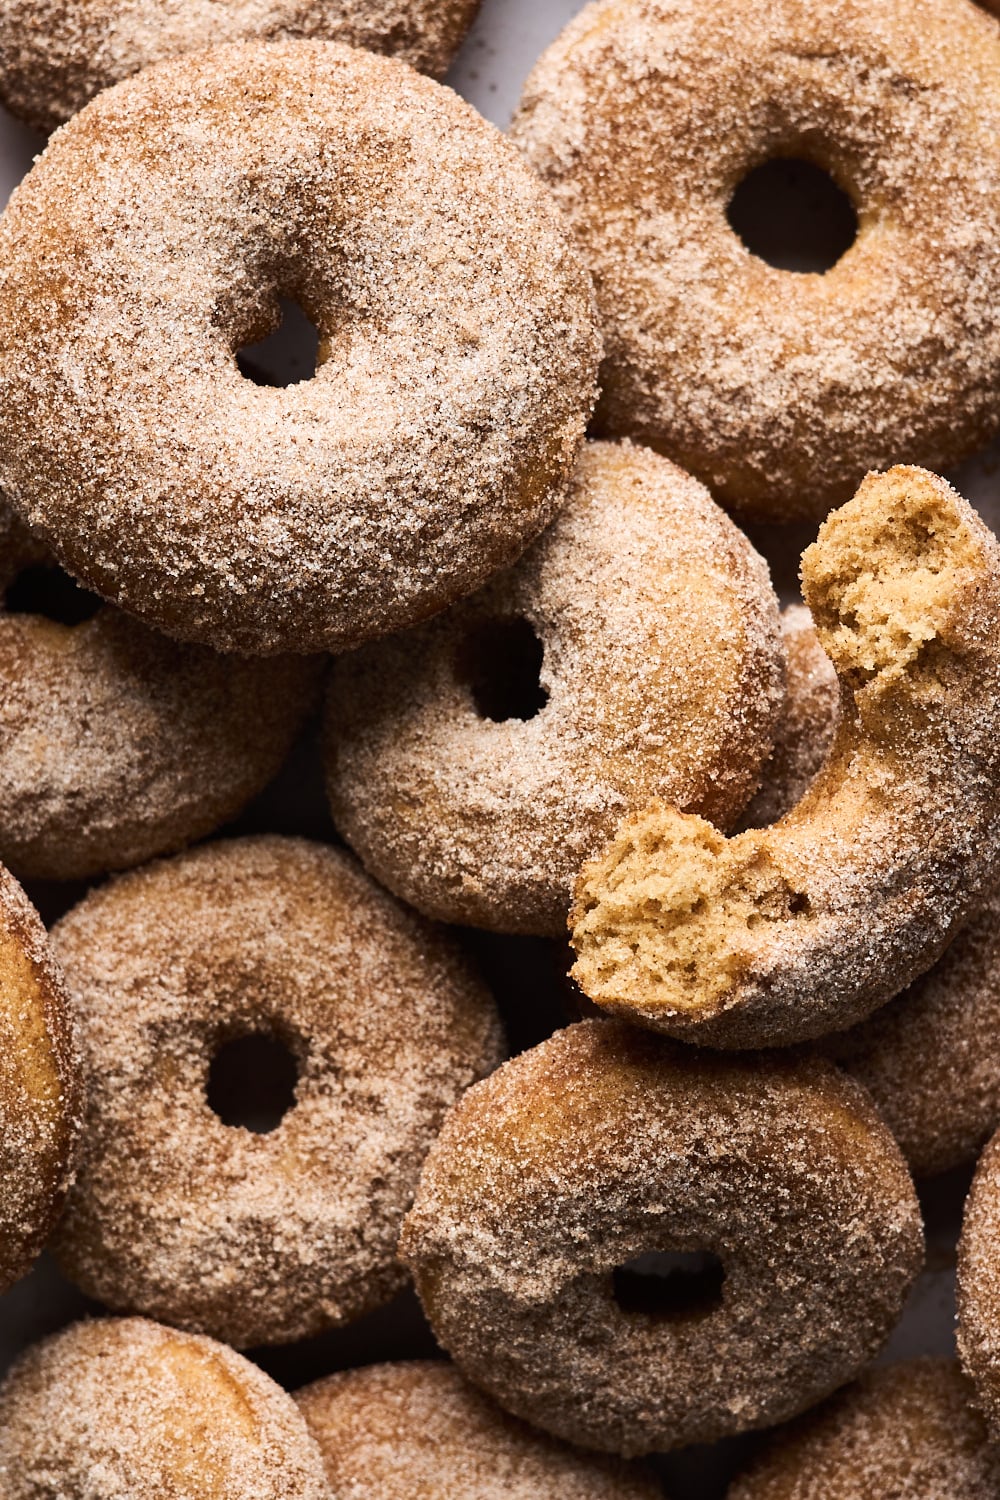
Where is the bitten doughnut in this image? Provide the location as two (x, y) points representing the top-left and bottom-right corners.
(572, 467), (1000, 1047)
(739, 605), (839, 830)
(0, 41), (600, 656)
(296, 1361), (663, 1499)
(325, 441), (783, 936)
(729, 1361), (1000, 1499)
(0, 0), (481, 133)
(0, 865), (79, 1294)
(509, 0), (1000, 521)
(958, 1128), (1000, 1433)
(400, 1020), (922, 1456)
(0, 1317), (330, 1498)
(824, 891), (1000, 1178)
(50, 836), (504, 1347)
(0, 504), (320, 881)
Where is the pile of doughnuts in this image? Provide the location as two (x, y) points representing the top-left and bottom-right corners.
(2, 0), (1000, 1495)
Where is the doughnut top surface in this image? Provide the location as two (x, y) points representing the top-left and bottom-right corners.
(0, 40), (600, 654)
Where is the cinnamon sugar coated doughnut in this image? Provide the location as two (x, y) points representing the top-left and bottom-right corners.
(729, 1360), (1000, 1499)
(0, 507), (321, 881)
(572, 467), (1000, 1047)
(0, 864), (79, 1294)
(824, 891), (1000, 1178)
(0, 1317), (331, 1498)
(509, 0), (1000, 521)
(0, 41), (601, 655)
(0, 0), (481, 132)
(50, 836), (504, 1347)
(325, 441), (783, 936)
(958, 1128), (1000, 1433)
(296, 1361), (663, 1499)
(399, 1020), (923, 1456)
(740, 605), (839, 830)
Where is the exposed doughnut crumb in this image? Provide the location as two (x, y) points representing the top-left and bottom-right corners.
(509, 0), (1000, 521)
(0, 1317), (331, 1498)
(0, 40), (601, 655)
(571, 466), (1000, 1047)
(50, 836), (504, 1347)
(296, 1361), (662, 1499)
(400, 1020), (923, 1457)
(325, 441), (784, 936)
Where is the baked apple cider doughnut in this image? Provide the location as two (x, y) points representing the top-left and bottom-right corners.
(510, 0), (1000, 522)
(50, 836), (504, 1347)
(325, 441), (784, 936)
(957, 1129), (1000, 1433)
(0, 865), (79, 1294)
(400, 1021), (923, 1457)
(0, 1317), (331, 1498)
(0, 41), (601, 655)
(0, 503), (321, 882)
(572, 466), (1000, 1048)
(0, 0), (481, 133)
(296, 1361), (662, 1499)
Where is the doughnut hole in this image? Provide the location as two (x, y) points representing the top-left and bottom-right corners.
(206, 1028), (301, 1134)
(612, 1250), (725, 1322)
(235, 296), (321, 388)
(726, 156), (858, 273)
(455, 616), (549, 723)
(4, 563), (103, 625)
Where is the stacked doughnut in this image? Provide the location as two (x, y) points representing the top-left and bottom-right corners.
(0, 0), (998, 1496)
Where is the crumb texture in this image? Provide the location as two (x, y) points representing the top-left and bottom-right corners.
(50, 836), (504, 1347)
(510, 0), (1000, 520)
(571, 467), (1000, 1047)
(326, 441), (783, 935)
(729, 1360), (1000, 1499)
(400, 1021), (922, 1456)
(0, 1317), (331, 1498)
(296, 1360), (661, 1499)
(0, 40), (600, 654)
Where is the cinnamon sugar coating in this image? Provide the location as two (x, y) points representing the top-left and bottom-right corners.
(958, 1130), (1000, 1435)
(0, 1317), (331, 1498)
(296, 1361), (663, 1499)
(740, 605), (839, 830)
(0, 0), (480, 133)
(510, 0), (1000, 522)
(0, 505), (321, 881)
(0, 864), (80, 1295)
(729, 1360), (1000, 1499)
(50, 836), (504, 1347)
(0, 41), (600, 655)
(399, 1020), (923, 1457)
(572, 467), (1000, 1047)
(325, 441), (783, 936)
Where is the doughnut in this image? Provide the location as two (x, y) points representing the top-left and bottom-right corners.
(956, 1127), (1000, 1432)
(0, 0), (481, 134)
(571, 466), (1000, 1047)
(729, 1360), (1000, 1499)
(0, 863), (80, 1294)
(823, 890), (1000, 1178)
(50, 835), (505, 1347)
(509, 0), (1000, 522)
(0, 503), (321, 882)
(0, 1316), (330, 1498)
(325, 440), (784, 936)
(399, 1019), (923, 1456)
(0, 41), (601, 656)
(739, 605), (839, 830)
(295, 1361), (662, 1499)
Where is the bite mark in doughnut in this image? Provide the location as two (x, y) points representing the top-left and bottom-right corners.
(400, 1020), (922, 1457)
(571, 466), (1000, 1047)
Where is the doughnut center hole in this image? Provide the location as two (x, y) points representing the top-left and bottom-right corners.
(457, 616), (548, 723)
(236, 298), (320, 387)
(5, 564), (103, 625)
(612, 1250), (724, 1322)
(727, 157), (858, 272)
(207, 1032), (298, 1133)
